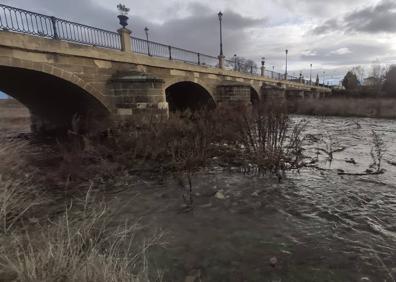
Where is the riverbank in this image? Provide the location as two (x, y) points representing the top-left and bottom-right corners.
(289, 97), (396, 119)
(0, 99), (30, 133)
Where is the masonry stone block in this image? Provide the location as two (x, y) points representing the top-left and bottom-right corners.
(118, 108), (133, 116)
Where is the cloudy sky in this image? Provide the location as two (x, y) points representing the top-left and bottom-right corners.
(1, 0), (396, 93)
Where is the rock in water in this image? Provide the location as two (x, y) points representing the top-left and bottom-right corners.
(269, 256), (278, 267)
(215, 191), (225, 200)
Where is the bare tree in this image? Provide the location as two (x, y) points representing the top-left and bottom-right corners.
(231, 56), (258, 74)
(351, 65), (365, 85)
(369, 60), (386, 94)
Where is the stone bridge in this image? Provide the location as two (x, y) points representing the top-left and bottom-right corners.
(0, 7), (330, 134)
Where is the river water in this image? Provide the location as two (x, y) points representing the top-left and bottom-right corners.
(278, 116), (396, 281)
(2, 114), (396, 281)
(109, 115), (396, 281)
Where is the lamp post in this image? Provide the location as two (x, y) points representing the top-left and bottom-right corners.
(261, 57), (265, 76)
(218, 11), (224, 57)
(285, 49), (288, 80)
(144, 27), (150, 56)
(323, 71), (325, 85)
(217, 11), (225, 69)
(233, 54), (237, 71)
(310, 63), (312, 85)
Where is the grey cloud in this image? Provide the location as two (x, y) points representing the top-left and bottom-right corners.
(312, 19), (341, 35)
(273, 0), (362, 17)
(3, 0), (265, 57)
(312, 0), (396, 35)
(300, 43), (391, 65)
(148, 4), (266, 55)
(346, 0), (396, 33)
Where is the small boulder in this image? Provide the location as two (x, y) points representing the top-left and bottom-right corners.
(269, 256), (278, 267)
(215, 191), (225, 200)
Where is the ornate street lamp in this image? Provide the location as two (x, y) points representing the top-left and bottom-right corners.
(323, 71), (326, 85)
(144, 27), (151, 56)
(261, 57), (266, 76)
(310, 63), (313, 85)
(234, 54), (237, 71)
(117, 4), (130, 28)
(285, 49), (288, 80)
(218, 11), (224, 56)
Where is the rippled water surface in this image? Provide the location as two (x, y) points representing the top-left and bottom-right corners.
(284, 116), (396, 280)
(110, 116), (396, 281)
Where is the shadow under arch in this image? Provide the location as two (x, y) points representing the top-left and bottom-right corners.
(165, 81), (216, 112)
(0, 66), (110, 135)
(250, 86), (260, 106)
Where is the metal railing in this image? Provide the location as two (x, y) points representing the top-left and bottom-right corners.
(0, 3), (121, 49)
(132, 37), (219, 67)
(0, 3), (329, 88)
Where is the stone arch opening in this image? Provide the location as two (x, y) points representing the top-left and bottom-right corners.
(165, 81), (216, 112)
(0, 66), (110, 136)
(250, 87), (260, 106)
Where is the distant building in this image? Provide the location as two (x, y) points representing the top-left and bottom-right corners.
(364, 76), (379, 87)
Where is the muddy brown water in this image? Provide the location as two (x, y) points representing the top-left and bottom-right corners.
(109, 116), (396, 281)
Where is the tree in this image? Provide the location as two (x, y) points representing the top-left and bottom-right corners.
(383, 65), (396, 96)
(342, 71), (359, 90)
(231, 56), (258, 73)
(351, 65), (365, 84)
(369, 62), (386, 93)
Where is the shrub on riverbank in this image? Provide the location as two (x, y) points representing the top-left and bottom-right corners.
(68, 102), (306, 177)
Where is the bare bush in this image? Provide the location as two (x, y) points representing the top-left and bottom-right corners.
(369, 130), (386, 174)
(316, 134), (346, 164)
(286, 119), (309, 169)
(228, 100), (307, 176)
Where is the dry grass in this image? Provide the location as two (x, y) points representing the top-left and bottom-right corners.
(0, 139), (165, 282)
(0, 203), (165, 282)
(290, 98), (396, 119)
(0, 141), (47, 234)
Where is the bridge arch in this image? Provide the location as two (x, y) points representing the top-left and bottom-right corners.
(165, 80), (216, 112)
(250, 86), (260, 106)
(0, 60), (111, 135)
